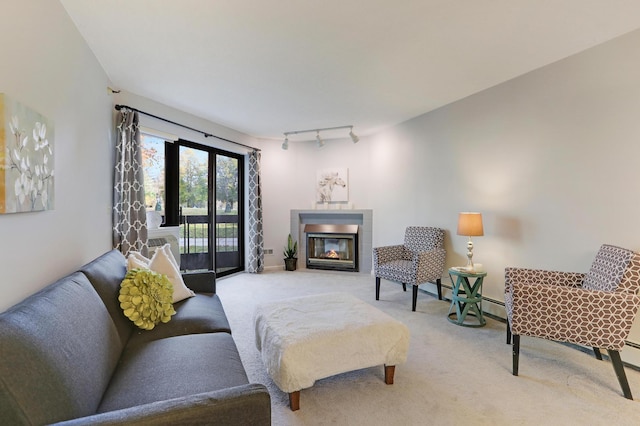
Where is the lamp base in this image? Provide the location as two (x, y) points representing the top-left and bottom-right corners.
(466, 238), (475, 272)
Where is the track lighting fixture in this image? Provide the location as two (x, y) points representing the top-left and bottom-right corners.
(349, 127), (359, 143)
(281, 125), (358, 150)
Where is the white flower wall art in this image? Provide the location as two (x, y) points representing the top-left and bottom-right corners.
(0, 94), (54, 213)
(316, 168), (348, 203)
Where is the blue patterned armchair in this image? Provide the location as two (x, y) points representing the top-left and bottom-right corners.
(374, 227), (446, 311)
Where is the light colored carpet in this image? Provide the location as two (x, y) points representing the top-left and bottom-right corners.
(216, 269), (640, 425)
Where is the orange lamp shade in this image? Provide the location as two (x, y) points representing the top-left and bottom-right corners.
(457, 212), (484, 237)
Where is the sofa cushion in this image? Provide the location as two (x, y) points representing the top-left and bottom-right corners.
(97, 333), (249, 413)
(0, 272), (122, 425)
(80, 249), (133, 345)
(127, 293), (232, 345)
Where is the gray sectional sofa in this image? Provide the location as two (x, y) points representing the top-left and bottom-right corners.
(0, 249), (271, 425)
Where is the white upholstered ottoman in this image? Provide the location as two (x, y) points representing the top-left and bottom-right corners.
(254, 292), (410, 411)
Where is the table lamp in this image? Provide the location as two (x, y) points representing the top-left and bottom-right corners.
(457, 212), (484, 271)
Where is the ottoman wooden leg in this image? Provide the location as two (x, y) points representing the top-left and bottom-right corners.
(384, 365), (395, 385)
(289, 391), (300, 411)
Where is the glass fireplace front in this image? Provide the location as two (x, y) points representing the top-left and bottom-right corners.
(304, 224), (358, 272)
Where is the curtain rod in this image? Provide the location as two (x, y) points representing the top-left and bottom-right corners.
(114, 104), (260, 152)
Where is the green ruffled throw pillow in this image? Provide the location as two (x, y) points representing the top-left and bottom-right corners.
(119, 268), (176, 330)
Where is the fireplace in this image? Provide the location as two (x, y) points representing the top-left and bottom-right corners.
(292, 209), (372, 273)
(304, 224), (359, 272)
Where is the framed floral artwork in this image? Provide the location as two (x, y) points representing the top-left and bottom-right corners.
(0, 94), (54, 213)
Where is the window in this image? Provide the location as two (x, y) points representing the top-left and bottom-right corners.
(140, 133), (166, 218)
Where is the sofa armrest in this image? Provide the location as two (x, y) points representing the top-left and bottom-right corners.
(182, 270), (216, 293)
(52, 384), (270, 426)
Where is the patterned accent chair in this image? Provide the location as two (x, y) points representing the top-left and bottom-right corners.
(373, 226), (446, 311)
(505, 244), (640, 399)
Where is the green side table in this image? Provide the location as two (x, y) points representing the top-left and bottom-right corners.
(447, 267), (487, 327)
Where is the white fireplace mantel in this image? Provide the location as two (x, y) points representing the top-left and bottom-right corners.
(291, 209), (373, 273)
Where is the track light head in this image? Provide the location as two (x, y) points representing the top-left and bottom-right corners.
(316, 131), (325, 148)
(349, 128), (359, 143)
(282, 135), (289, 150)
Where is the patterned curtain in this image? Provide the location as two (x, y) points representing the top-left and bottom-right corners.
(113, 108), (148, 257)
(247, 150), (264, 272)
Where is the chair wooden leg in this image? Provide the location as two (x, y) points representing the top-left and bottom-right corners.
(436, 278), (442, 300)
(608, 350), (633, 400)
(512, 334), (520, 376)
(289, 391), (300, 411)
(412, 285), (418, 311)
(402, 283), (406, 292)
(593, 347), (603, 360)
(375, 277), (380, 300)
(506, 319), (511, 345)
(384, 365), (395, 385)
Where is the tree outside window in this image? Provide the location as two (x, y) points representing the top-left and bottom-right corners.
(216, 156), (238, 214)
(179, 148), (207, 209)
(140, 134), (165, 215)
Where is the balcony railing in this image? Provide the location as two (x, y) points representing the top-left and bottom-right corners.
(179, 213), (240, 272)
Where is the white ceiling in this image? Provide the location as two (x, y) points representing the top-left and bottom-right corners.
(60, 0), (640, 141)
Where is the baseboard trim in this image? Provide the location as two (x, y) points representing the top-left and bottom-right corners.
(264, 265), (284, 272)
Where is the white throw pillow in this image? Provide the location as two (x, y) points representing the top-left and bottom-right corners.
(150, 244), (195, 303)
(127, 251), (150, 270)
(126, 245), (195, 303)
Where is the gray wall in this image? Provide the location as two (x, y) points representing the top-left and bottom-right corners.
(0, 0), (113, 310)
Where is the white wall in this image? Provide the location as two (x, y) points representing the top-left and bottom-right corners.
(263, 26), (640, 285)
(0, 0), (113, 311)
(374, 27), (640, 304)
(259, 28), (640, 364)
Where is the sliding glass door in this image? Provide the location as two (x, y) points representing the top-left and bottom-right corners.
(164, 140), (244, 276)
